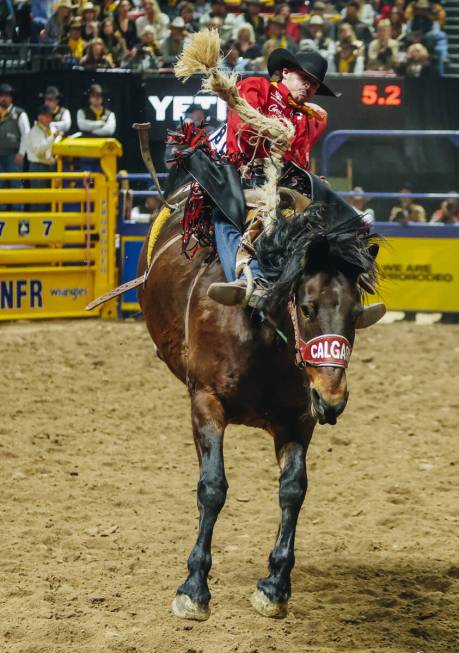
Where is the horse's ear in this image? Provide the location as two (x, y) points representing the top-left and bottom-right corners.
(355, 302), (386, 329)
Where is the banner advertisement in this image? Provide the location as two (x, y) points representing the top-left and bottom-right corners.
(0, 269), (95, 319)
(371, 226), (459, 313)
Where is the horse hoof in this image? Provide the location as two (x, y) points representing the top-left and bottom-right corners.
(171, 593), (210, 621)
(250, 589), (288, 619)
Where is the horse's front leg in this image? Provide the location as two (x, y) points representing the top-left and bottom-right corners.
(252, 418), (314, 618)
(172, 390), (228, 621)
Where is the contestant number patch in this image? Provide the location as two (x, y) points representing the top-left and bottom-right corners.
(0, 217), (64, 243)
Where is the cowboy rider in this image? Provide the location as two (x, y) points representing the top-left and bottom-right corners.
(207, 48), (341, 307)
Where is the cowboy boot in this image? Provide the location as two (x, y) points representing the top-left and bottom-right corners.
(207, 279), (268, 308)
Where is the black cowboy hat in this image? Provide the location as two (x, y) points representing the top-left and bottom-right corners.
(0, 83), (14, 96)
(185, 103), (207, 115)
(87, 83), (104, 96)
(41, 85), (61, 99)
(267, 48), (340, 97)
(37, 104), (54, 116)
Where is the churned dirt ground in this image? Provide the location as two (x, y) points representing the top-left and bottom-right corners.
(0, 319), (457, 653)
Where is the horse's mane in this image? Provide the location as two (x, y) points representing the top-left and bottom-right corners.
(256, 203), (379, 310)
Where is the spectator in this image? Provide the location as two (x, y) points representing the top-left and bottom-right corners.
(0, 84), (30, 208)
(266, 16), (298, 52)
(44, 0), (74, 45)
(101, 16), (127, 64)
(430, 198), (459, 224)
(207, 15), (223, 38)
(157, 0), (178, 14)
(301, 15), (335, 63)
(161, 16), (187, 66)
(121, 25), (161, 69)
(64, 17), (86, 61)
(298, 38), (318, 53)
(328, 23), (363, 71)
(131, 193), (162, 222)
(407, 0), (435, 34)
(404, 0), (446, 29)
(302, 1), (336, 39)
(121, 48), (159, 70)
(339, 1), (373, 47)
(246, 35), (278, 72)
(221, 39), (250, 72)
(0, 0), (15, 41)
(81, 2), (99, 42)
(199, 0), (243, 45)
(42, 86), (71, 133)
(77, 84), (116, 137)
(406, 0), (448, 74)
(26, 105), (61, 209)
(31, 0), (51, 43)
(234, 23), (261, 59)
(141, 23), (162, 54)
(114, 0), (137, 50)
(193, 0), (210, 21)
(349, 186), (375, 223)
(242, 0), (265, 43)
(177, 1), (199, 33)
(397, 42), (436, 77)
(389, 184), (426, 222)
(0, 87), (26, 212)
(355, 0), (376, 28)
(165, 103), (218, 167)
(136, 0), (170, 45)
(336, 23), (365, 57)
(80, 38), (115, 68)
(367, 19), (399, 71)
(99, 0), (120, 21)
(275, 3), (301, 44)
(388, 6), (407, 43)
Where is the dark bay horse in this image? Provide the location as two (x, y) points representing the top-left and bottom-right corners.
(138, 190), (384, 620)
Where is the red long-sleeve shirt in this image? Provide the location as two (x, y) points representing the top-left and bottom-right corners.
(226, 77), (328, 172)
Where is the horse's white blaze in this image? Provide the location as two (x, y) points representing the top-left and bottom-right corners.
(171, 594), (210, 621)
(250, 589), (288, 619)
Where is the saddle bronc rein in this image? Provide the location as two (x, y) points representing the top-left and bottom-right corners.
(86, 123), (178, 312)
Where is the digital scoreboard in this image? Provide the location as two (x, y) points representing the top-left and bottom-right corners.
(360, 83), (402, 107)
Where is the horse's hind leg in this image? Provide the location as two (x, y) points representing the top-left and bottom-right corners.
(172, 390), (228, 621)
(251, 419), (313, 618)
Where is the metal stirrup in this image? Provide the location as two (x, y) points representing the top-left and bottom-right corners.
(241, 264), (254, 308)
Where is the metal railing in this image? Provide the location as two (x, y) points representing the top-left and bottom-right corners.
(0, 43), (70, 72)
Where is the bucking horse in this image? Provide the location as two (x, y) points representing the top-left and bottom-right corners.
(127, 31), (386, 620)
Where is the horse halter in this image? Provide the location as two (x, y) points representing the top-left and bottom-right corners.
(287, 297), (352, 369)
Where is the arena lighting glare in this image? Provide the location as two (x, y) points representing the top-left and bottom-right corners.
(361, 83), (402, 106)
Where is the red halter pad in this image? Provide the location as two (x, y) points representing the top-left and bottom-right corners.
(298, 334), (352, 369)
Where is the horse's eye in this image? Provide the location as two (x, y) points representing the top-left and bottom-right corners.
(301, 304), (314, 320)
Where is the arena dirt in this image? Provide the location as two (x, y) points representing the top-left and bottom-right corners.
(0, 319), (457, 653)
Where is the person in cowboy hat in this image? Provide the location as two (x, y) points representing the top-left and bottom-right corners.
(76, 83), (116, 138)
(0, 83), (30, 208)
(42, 85), (72, 134)
(207, 48), (344, 306)
(44, 0), (76, 45)
(226, 47), (338, 181)
(25, 104), (63, 210)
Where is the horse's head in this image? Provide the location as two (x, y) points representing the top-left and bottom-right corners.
(257, 205), (385, 425)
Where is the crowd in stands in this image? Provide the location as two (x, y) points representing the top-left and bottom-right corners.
(0, 0), (449, 75)
(349, 184), (459, 223)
